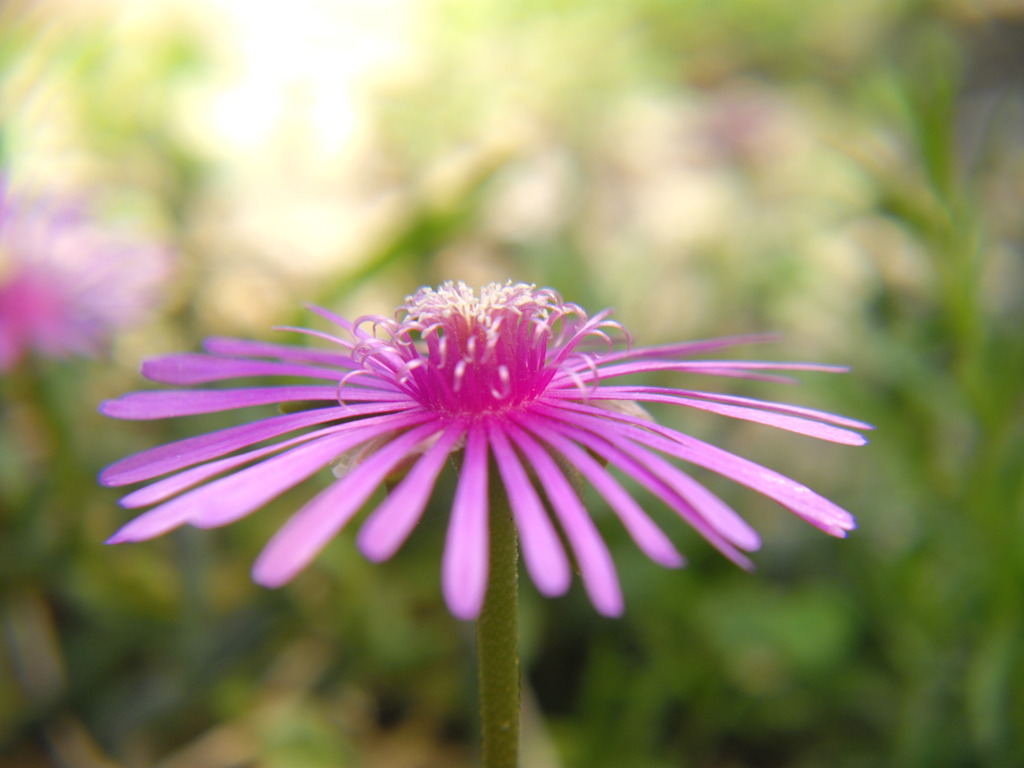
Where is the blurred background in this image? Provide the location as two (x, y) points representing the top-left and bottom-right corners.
(1, 0), (1022, 766)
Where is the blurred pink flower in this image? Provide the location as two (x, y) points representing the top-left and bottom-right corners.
(100, 281), (870, 619)
(0, 181), (172, 371)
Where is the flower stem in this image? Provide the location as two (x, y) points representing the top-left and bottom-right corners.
(477, 478), (520, 768)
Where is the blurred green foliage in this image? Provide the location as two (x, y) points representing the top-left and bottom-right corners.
(2, 0), (1023, 766)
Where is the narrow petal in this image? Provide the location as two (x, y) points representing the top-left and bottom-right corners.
(304, 305), (374, 341)
(590, 423), (761, 551)
(487, 418), (572, 598)
(99, 402), (416, 486)
(587, 360), (852, 381)
(545, 308), (617, 368)
(117, 422), (355, 509)
(507, 416), (684, 569)
(357, 421), (468, 562)
(547, 400), (856, 535)
(552, 385), (875, 432)
(203, 336), (357, 363)
(442, 424), (490, 620)
(500, 419), (623, 616)
(640, 426), (856, 535)
(141, 353), (355, 385)
(523, 408), (755, 567)
(552, 360), (846, 388)
(106, 421), (412, 544)
(251, 421), (445, 587)
(100, 386), (339, 419)
(563, 334), (778, 369)
(269, 326), (357, 352)
(553, 367), (798, 389)
(618, 392), (865, 444)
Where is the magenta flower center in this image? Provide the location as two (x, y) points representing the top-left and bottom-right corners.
(351, 282), (595, 417)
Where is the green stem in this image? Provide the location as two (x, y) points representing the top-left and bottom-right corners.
(477, 479), (520, 768)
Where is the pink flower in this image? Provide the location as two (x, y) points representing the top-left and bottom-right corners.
(99, 281), (870, 619)
(0, 181), (172, 372)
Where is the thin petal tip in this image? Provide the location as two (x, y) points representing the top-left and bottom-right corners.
(98, 398), (126, 418)
(251, 562), (291, 589)
(532, 569), (573, 598)
(355, 524), (404, 563)
(442, 577), (486, 621)
(105, 524), (148, 544)
(357, 542), (391, 564)
(449, 599), (483, 622)
(656, 549), (687, 569)
(595, 596), (625, 618)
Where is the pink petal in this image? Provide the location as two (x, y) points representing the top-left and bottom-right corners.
(588, 360), (852, 380)
(118, 422), (355, 509)
(357, 422), (468, 562)
(545, 308), (616, 367)
(141, 353), (354, 385)
(592, 391), (866, 444)
(524, 407), (755, 567)
(549, 400), (856, 536)
(251, 421), (445, 587)
(598, 427), (761, 551)
(565, 335), (778, 369)
(501, 419), (623, 616)
(268, 326), (357, 352)
(645, 426), (856, 535)
(486, 418), (572, 598)
(304, 305), (373, 341)
(442, 424), (490, 620)
(100, 386), (339, 419)
(99, 402), (416, 486)
(554, 385), (874, 431)
(203, 336), (356, 363)
(507, 417), (684, 569)
(106, 423), (408, 543)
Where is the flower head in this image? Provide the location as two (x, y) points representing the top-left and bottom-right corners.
(99, 281), (871, 619)
(0, 180), (172, 372)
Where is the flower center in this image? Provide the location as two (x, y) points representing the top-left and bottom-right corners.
(352, 281), (587, 416)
